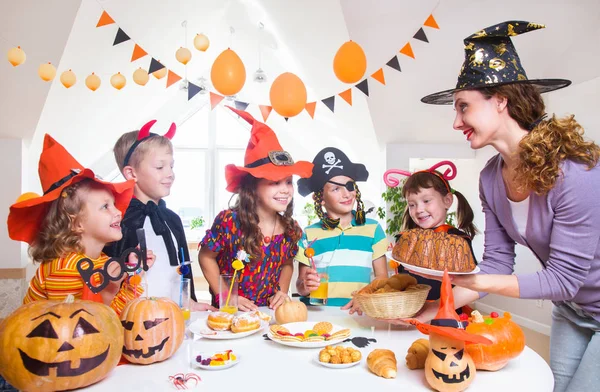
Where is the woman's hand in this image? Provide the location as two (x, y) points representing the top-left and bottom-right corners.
(237, 296), (259, 312)
(341, 299), (363, 315)
(268, 291), (289, 310)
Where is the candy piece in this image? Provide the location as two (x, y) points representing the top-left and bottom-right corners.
(484, 318), (494, 325)
(304, 329), (316, 338)
(459, 313), (468, 321)
(304, 248), (315, 258)
(490, 311), (499, 318)
(196, 355), (203, 362)
(129, 274), (142, 286)
(232, 259), (244, 271)
(177, 264), (191, 276)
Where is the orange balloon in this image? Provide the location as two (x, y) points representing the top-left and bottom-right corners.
(194, 33), (210, 52)
(133, 68), (149, 86)
(86, 72), (101, 91)
(176, 47), (192, 65)
(7, 46), (26, 67)
(153, 61), (167, 79)
(333, 40), (367, 84)
(269, 72), (307, 118)
(38, 62), (56, 82)
(15, 192), (40, 204)
(60, 69), (76, 88)
(110, 72), (126, 90)
(211, 48), (246, 96)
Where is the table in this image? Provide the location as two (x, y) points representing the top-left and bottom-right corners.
(86, 306), (553, 391)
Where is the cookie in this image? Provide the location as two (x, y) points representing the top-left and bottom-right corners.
(327, 328), (351, 340)
(270, 325), (289, 335)
(313, 321), (333, 335)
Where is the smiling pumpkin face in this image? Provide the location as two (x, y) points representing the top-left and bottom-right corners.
(0, 296), (123, 392)
(120, 297), (185, 365)
(424, 333), (476, 392)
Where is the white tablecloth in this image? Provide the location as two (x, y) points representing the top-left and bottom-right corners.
(86, 306), (553, 391)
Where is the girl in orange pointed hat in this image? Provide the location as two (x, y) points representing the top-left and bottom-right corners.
(198, 107), (313, 311)
(7, 134), (155, 314)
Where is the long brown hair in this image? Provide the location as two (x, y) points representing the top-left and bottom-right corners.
(232, 174), (302, 260)
(479, 84), (600, 194)
(401, 171), (477, 238)
(29, 179), (98, 263)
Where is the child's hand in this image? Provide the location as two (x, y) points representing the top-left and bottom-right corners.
(267, 291), (289, 310)
(237, 296), (259, 312)
(341, 299), (363, 315)
(145, 250), (156, 269)
(190, 300), (217, 312)
(302, 268), (321, 292)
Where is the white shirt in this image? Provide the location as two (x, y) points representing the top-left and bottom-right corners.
(508, 196), (530, 239)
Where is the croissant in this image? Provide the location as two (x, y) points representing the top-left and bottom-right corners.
(406, 338), (429, 370)
(367, 349), (397, 379)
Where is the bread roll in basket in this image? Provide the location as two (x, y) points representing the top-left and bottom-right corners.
(353, 274), (430, 319)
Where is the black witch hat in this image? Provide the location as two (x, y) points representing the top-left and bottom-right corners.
(421, 21), (571, 105)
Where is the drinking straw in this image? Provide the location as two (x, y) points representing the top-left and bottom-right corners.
(179, 247), (185, 308)
(224, 270), (238, 308)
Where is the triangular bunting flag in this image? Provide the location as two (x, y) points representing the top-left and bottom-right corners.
(210, 92), (225, 109)
(322, 96), (335, 113)
(413, 28), (429, 43)
(284, 117), (289, 122)
(400, 43), (415, 59)
(166, 71), (182, 88)
(188, 82), (201, 100)
(234, 101), (249, 111)
(305, 102), (316, 119)
(371, 69), (386, 85)
(96, 11), (115, 27)
(386, 56), (401, 72)
(148, 58), (165, 74)
(355, 79), (369, 96)
(424, 14), (440, 29)
(131, 44), (148, 62)
(339, 89), (352, 106)
(259, 105), (272, 122)
(113, 28), (130, 46)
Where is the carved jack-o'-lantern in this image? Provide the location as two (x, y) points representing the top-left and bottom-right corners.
(425, 333), (475, 392)
(0, 295), (123, 392)
(120, 297), (185, 365)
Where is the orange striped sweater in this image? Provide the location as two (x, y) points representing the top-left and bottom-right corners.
(23, 252), (141, 315)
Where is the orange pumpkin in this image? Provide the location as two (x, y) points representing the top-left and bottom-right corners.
(0, 295), (123, 392)
(425, 332), (476, 392)
(274, 299), (308, 324)
(120, 297), (185, 365)
(465, 311), (525, 371)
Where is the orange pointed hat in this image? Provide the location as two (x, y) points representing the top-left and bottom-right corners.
(409, 270), (492, 344)
(7, 134), (134, 245)
(224, 106), (314, 193)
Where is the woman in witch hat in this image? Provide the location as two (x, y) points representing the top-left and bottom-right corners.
(407, 21), (600, 391)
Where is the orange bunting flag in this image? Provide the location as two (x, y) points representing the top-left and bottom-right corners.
(371, 68), (386, 85)
(259, 105), (273, 122)
(305, 102), (316, 119)
(96, 11), (115, 27)
(131, 44), (148, 62)
(166, 70), (182, 88)
(210, 92), (224, 109)
(400, 43), (415, 59)
(339, 89), (353, 106)
(424, 14), (440, 29)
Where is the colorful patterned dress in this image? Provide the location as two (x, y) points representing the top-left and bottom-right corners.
(200, 209), (299, 306)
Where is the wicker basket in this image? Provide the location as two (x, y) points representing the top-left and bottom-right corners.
(353, 284), (431, 319)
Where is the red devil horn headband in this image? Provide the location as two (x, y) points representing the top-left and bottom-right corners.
(383, 160), (457, 192)
(123, 120), (176, 167)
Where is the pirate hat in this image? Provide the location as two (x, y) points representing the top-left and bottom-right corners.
(409, 270), (491, 344)
(421, 21), (571, 105)
(7, 134), (135, 245)
(224, 106), (314, 193)
(297, 147), (369, 197)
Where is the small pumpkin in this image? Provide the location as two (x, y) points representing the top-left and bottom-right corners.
(120, 297), (185, 365)
(425, 332), (476, 392)
(0, 295), (123, 392)
(274, 299), (308, 324)
(465, 311), (525, 371)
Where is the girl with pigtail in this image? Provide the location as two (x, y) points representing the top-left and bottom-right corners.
(295, 147), (388, 313)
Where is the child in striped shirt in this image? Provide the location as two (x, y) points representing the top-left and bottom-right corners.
(295, 147), (388, 313)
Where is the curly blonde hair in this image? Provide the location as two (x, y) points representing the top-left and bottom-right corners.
(479, 84), (600, 194)
(29, 179), (97, 263)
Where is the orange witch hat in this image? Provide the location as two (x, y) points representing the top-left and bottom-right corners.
(409, 270), (492, 344)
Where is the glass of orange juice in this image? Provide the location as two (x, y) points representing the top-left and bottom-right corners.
(219, 273), (238, 314)
(174, 277), (191, 323)
(310, 263), (329, 306)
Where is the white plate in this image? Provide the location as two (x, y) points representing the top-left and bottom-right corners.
(315, 356), (361, 369)
(267, 321), (351, 348)
(193, 352), (239, 370)
(386, 251), (480, 276)
(189, 318), (268, 340)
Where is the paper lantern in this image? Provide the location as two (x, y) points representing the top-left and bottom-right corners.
(7, 46), (26, 67)
(210, 48), (246, 96)
(153, 61), (167, 79)
(38, 62), (56, 82)
(60, 69), (76, 88)
(133, 68), (149, 86)
(85, 73), (101, 91)
(269, 72), (307, 118)
(176, 47), (192, 65)
(194, 33), (210, 51)
(333, 40), (367, 84)
(110, 72), (126, 90)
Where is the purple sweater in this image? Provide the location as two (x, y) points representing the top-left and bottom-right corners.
(479, 154), (600, 322)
